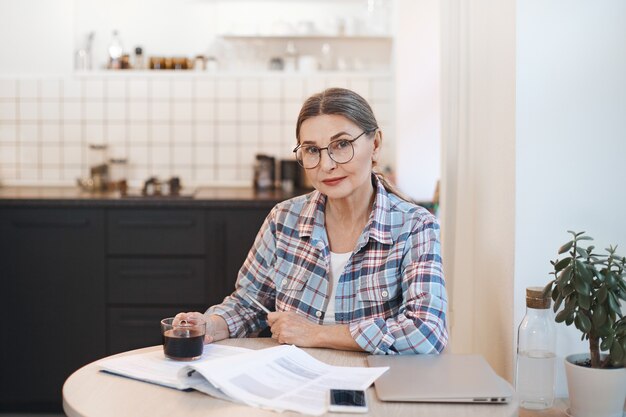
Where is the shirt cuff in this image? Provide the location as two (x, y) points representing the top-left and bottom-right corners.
(349, 318), (396, 355)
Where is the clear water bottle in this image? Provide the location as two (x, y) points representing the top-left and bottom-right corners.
(515, 286), (556, 410)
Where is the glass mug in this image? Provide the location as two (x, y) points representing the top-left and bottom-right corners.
(160, 317), (205, 360)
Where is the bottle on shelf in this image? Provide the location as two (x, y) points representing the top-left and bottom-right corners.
(108, 30), (124, 70)
(133, 46), (144, 70)
(515, 286), (556, 410)
(284, 41), (298, 72)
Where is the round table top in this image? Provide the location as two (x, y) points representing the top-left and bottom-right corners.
(63, 338), (519, 417)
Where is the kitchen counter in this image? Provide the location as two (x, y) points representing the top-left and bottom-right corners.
(0, 186), (309, 208)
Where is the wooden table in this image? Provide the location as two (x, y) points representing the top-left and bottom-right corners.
(63, 338), (522, 417)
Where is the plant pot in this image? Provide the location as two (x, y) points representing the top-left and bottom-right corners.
(564, 353), (626, 417)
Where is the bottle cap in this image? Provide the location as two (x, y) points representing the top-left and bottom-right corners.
(526, 286), (550, 309)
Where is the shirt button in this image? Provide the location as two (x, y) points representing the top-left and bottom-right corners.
(381, 290), (389, 298)
(315, 311), (322, 318)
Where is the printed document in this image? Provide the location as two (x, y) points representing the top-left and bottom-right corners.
(99, 343), (250, 396)
(99, 343), (388, 415)
(179, 344), (388, 415)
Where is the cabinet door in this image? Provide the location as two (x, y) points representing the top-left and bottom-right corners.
(207, 208), (271, 303)
(0, 208), (105, 412)
(108, 209), (205, 255)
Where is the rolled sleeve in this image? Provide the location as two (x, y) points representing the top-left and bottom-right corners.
(351, 217), (448, 355)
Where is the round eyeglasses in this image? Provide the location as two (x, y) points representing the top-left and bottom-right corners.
(293, 129), (376, 169)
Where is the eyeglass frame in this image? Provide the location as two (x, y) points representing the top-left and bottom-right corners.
(292, 128), (378, 169)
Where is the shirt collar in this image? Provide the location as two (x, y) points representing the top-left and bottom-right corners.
(297, 173), (395, 246)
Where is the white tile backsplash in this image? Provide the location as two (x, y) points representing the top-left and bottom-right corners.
(151, 79), (171, 99)
(173, 80), (193, 99)
(129, 101), (149, 121)
(106, 79), (126, 99)
(40, 80), (61, 99)
(0, 73), (394, 186)
(151, 101), (171, 122)
(216, 79), (238, 99)
(0, 123), (17, 143)
(217, 101), (237, 122)
(0, 101), (16, 120)
(0, 80), (17, 98)
(84, 80), (104, 99)
(107, 101), (127, 121)
(20, 100), (39, 121)
(41, 101), (61, 121)
(19, 123), (39, 142)
(172, 101), (193, 122)
(63, 101), (82, 121)
(18, 80), (39, 99)
(85, 101), (104, 121)
(41, 123), (61, 143)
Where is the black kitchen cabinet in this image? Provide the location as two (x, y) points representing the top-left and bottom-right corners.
(0, 191), (283, 412)
(0, 209), (106, 412)
(106, 208), (209, 354)
(207, 208), (270, 298)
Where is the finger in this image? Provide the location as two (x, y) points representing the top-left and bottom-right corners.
(267, 312), (279, 325)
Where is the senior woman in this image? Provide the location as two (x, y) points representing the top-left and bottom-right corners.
(176, 87), (448, 355)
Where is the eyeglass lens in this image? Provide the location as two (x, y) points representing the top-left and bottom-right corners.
(296, 139), (355, 169)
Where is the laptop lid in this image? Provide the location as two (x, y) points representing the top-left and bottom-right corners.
(367, 354), (513, 404)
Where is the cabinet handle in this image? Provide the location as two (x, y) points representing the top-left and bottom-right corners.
(119, 268), (193, 279)
(13, 219), (89, 228)
(116, 219), (195, 228)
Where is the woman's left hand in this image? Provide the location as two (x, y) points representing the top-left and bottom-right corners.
(267, 311), (321, 347)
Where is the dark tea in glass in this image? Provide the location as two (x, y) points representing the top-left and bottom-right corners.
(160, 317), (205, 360)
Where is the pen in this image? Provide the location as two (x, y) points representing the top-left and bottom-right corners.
(245, 292), (271, 314)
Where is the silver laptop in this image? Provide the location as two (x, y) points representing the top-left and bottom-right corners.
(367, 354), (513, 404)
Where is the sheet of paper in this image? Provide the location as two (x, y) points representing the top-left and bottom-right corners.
(179, 344), (388, 416)
(98, 344), (251, 390)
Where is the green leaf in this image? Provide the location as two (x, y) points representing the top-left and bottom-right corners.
(576, 313), (592, 333)
(598, 285), (608, 303)
(551, 286), (559, 301)
(559, 241), (574, 254)
(592, 305), (607, 328)
(554, 293), (564, 312)
(575, 246), (588, 258)
(563, 284), (576, 297)
(601, 335), (614, 351)
(608, 293), (621, 315)
(554, 257), (571, 272)
(575, 260), (593, 284)
(566, 314), (575, 326)
(610, 339), (624, 363)
(579, 293), (591, 310)
(574, 275), (590, 295)
(606, 271), (617, 287)
(555, 309), (569, 323)
(577, 236), (593, 241)
(542, 282), (554, 298)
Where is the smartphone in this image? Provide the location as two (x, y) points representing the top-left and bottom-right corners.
(328, 389), (368, 413)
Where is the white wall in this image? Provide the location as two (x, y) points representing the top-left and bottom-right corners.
(394, 0), (440, 202)
(0, 0), (74, 75)
(516, 0), (626, 396)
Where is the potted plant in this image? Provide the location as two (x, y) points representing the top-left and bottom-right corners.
(543, 231), (626, 417)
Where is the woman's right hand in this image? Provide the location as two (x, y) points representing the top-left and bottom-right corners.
(174, 311), (216, 344)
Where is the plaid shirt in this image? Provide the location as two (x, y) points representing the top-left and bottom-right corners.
(207, 175), (448, 354)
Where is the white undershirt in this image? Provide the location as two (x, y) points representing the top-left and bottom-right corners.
(324, 251), (352, 325)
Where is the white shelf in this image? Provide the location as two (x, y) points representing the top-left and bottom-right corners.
(220, 34), (392, 41)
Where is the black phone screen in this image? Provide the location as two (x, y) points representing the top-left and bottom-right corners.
(329, 389), (367, 407)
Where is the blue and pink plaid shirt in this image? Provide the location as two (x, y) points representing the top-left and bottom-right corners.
(207, 175), (448, 354)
